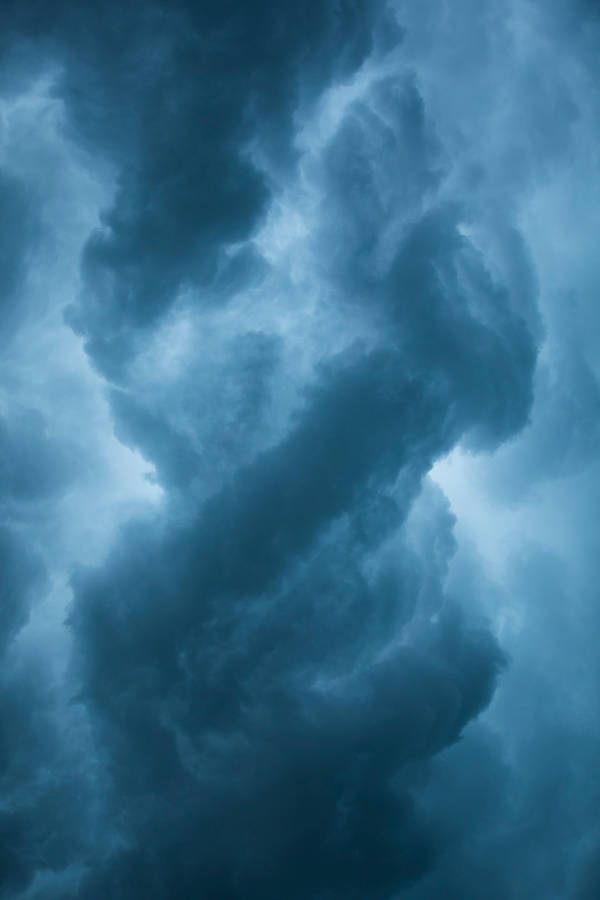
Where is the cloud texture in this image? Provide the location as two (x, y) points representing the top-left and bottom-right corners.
(0, 1), (599, 897)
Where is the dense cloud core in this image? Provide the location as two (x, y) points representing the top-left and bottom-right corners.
(1, 1), (599, 898)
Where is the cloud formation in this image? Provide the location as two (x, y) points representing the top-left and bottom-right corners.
(0, 0), (598, 898)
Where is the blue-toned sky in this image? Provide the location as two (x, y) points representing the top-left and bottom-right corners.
(1, 2), (599, 898)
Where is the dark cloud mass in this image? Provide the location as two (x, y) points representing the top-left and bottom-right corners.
(0, 0), (599, 898)
(53, 0), (383, 378)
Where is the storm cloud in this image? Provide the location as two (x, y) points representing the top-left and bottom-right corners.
(0, 1), (599, 898)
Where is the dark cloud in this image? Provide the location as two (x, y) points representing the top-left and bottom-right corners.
(70, 481), (505, 898)
(58, 2), (538, 893)
(3, 0), (597, 898)
(0, 658), (92, 900)
(0, 535), (87, 900)
(37, 0), (384, 379)
(573, 849), (600, 900)
(314, 76), (536, 449)
(66, 190), (535, 896)
(381, 209), (536, 449)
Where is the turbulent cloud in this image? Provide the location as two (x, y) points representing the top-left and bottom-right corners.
(0, 0), (598, 898)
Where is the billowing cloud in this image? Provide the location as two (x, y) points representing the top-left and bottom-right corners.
(0, 1), (598, 898)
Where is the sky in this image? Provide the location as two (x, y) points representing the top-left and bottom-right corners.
(0, 1), (599, 897)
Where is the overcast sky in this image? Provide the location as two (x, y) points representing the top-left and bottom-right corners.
(1, 1), (599, 898)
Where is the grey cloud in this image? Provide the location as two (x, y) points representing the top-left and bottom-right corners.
(107, 329), (281, 492)
(0, 170), (39, 339)
(0, 526), (45, 654)
(400, 533), (600, 900)
(50, 0), (384, 379)
(3, 0), (596, 897)
(0, 536), (87, 900)
(66, 194), (535, 896)
(62, 8), (538, 897)
(0, 410), (77, 508)
(70, 473), (505, 898)
(0, 659), (92, 900)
